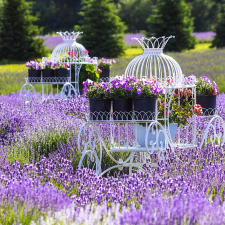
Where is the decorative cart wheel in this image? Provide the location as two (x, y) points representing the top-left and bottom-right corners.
(199, 115), (225, 148)
(77, 122), (104, 176)
(61, 82), (77, 99)
(20, 83), (39, 109)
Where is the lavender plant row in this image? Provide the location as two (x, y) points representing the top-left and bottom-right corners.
(40, 32), (215, 49)
(1, 92), (225, 224)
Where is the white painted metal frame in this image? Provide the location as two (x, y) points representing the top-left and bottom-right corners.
(21, 31), (98, 103)
(77, 35), (225, 176)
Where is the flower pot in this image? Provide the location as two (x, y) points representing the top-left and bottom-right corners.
(132, 123), (178, 147)
(133, 98), (157, 120)
(196, 94), (217, 115)
(113, 98), (133, 120)
(100, 69), (110, 79)
(42, 69), (54, 78)
(90, 98), (111, 120)
(55, 68), (70, 78)
(28, 69), (41, 82)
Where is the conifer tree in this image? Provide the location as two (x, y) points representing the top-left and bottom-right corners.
(211, 9), (225, 48)
(147, 0), (196, 52)
(79, 0), (126, 58)
(0, 0), (47, 60)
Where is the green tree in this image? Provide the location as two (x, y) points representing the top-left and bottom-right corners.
(79, 0), (126, 58)
(28, 0), (82, 34)
(118, 0), (156, 33)
(211, 8), (225, 48)
(186, 0), (221, 32)
(0, 0), (47, 61)
(147, 0), (196, 52)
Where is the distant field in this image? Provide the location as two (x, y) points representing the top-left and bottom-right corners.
(1, 43), (225, 95)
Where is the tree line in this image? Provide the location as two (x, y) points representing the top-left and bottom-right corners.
(28, 0), (224, 34)
(1, 0), (225, 60)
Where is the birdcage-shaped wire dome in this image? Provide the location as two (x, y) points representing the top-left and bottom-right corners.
(50, 31), (88, 63)
(124, 36), (184, 87)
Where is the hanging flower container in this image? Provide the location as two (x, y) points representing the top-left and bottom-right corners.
(97, 58), (116, 79)
(25, 61), (41, 82)
(196, 76), (218, 115)
(110, 76), (135, 120)
(100, 69), (110, 79)
(41, 60), (54, 78)
(83, 79), (111, 120)
(42, 69), (54, 78)
(113, 98), (133, 120)
(196, 94), (217, 115)
(132, 78), (162, 120)
(55, 63), (70, 78)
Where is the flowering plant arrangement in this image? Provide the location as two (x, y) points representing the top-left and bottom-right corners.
(25, 60), (40, 70)
(41, 61), (54, 69)
(132, 78), (163, 98)
(192, 104), (203, 116)
(158, 90), (202, 126)
(97, 58), (116, 70)
(97, 68), (102, 74)
(55, 62), (69, 69)
(196, 76), (219, 95)
(184, 74), (196, 85)
(110, 76), (135, 99)
(82, 79), (110, 99)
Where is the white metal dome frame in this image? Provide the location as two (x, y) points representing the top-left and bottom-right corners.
(51, 31), (87, 63)
(125, 36), (184, 87)
(50, 31), (98, 95)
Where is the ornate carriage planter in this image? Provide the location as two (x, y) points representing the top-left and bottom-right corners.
(77, 35), (225, 177)
(21, 31), (97, 106)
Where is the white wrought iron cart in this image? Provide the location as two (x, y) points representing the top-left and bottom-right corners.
(78, 36), (225, 176)
(20, 31), (97, 105)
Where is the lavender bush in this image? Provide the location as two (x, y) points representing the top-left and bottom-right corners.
(0, 91), (225, 223)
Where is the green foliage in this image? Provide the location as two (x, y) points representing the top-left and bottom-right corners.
(7, 130), (76, 165)
(211, 9), (225, 49)
(118, 0), (156, 33)
(79, 0), (126, 58)
(79, 64), (99, 92)
(0, 204), (45, 225)
(158, 92), (193, 127)
(186, 0), (221, 32)
(0, 0), (47, 61)
(147, 0), (196, 52)
(27, 0), (82, 34)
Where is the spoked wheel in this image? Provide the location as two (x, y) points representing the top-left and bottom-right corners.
(61, 82), (77, 99)
(20, 84), (39, 110)
(78, 122), (104, 175)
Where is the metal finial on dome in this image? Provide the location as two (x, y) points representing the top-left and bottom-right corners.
(132, 35), (175, 54)
(56, 31), (83, 41)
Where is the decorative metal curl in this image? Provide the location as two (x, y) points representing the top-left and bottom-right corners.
(199, 116), (225, 148)
(20, 83), (39, 110)
(61, 82), (77, 99)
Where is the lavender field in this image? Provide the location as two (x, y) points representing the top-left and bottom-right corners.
(1, 91), (225, 224)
